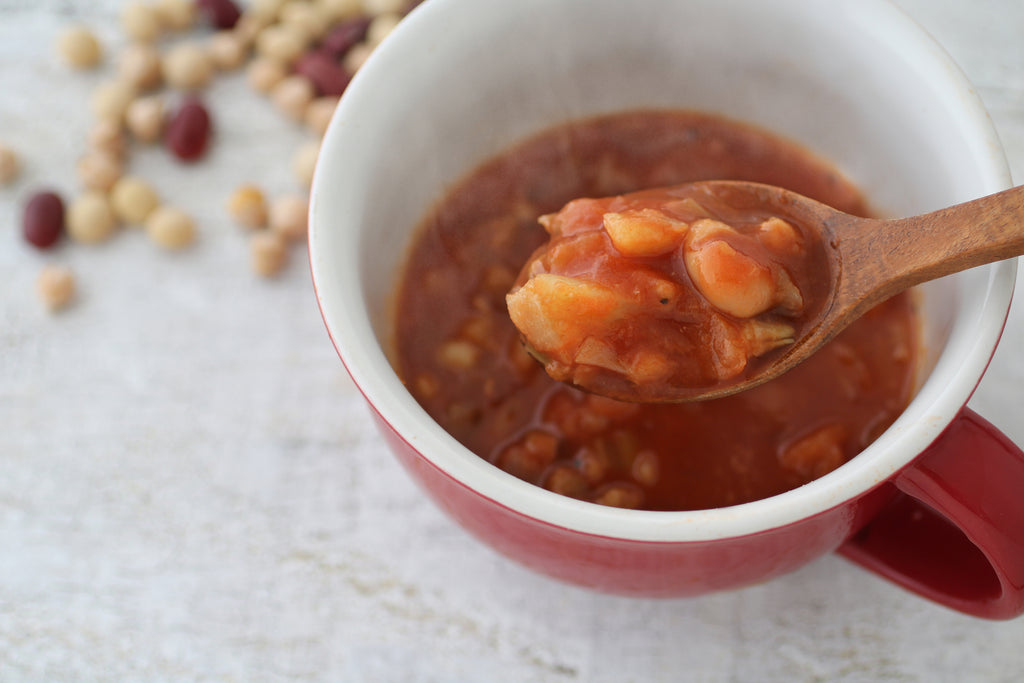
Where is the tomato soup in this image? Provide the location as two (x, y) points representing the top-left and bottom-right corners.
(394, 110), (917, 511)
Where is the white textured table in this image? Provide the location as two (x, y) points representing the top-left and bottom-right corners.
(2, 1), (1023, 681)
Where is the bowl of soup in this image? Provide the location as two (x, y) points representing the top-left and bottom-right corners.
(309, 0), (1024, 618)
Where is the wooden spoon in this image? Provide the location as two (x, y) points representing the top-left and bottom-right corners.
(676, 180), (1024, 401)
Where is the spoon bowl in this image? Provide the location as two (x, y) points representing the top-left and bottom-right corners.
(700, 180), (1024, 401)
(509, 180), (1024, 403)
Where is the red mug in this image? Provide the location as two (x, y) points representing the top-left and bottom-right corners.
(308, 0), (1024, 618)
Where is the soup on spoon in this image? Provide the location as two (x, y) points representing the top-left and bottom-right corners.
(508, 180), (1024, 402)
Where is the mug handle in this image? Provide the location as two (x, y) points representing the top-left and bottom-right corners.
(838, 407), (1024, 619)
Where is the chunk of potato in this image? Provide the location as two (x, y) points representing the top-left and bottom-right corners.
(507, 274), (623, 354)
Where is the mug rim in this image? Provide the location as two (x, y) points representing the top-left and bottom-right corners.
(309, 0), (1016, 543)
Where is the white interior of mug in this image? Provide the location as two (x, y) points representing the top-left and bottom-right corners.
(309, 0), (1014, 541)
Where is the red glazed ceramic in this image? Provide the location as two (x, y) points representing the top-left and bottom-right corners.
(309, 0), (1024, 618)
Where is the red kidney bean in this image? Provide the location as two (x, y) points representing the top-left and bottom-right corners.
(196, 0), (242, 30)
(320, 16), (372, 59)
(165, 98), (212, 162)
(22, 190), (65, 249)
(294, 51), (352, 97)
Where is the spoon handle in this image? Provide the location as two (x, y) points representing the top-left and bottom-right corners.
(836, 184), (1024, 313)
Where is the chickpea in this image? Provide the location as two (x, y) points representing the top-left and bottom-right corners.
(684, 220), (775, 319)
(250, 0), (288, 23)
(232, 14), (267, 48)
(758, 216), (803, 254)
(544, 466), (589, 498)
(208, 31), (249, 71)
(779, 424), (846, 479)
(121, 2), (164, 43)
(251, 231), (289, 277)
(437, 340), (480, 370)
(366, 13), (402, 47)
(67, 191), (118, 244)
(246, 56), (287, 93)
(304, 96), (338, 136)
(124, 95), (165, 143)
(316, 0), (364, 23)
(118, 43), (163, 91)
(87, 120), (128, 159)
(363, 0), (406, 14)
(270, 75), (315, 121)
(0, 143), (21, 185)
(227, 184), (268, 229)
(37, 265), (76, 312)
(268, 194), (309, 241)
(592, 483), (644, 509)
(145, 206), (195, 249)
(110, 176), (160, 225)
(154, 0), (197, 31)
(292, 141), (320, 187)
(91, 81), (137, 125)
(280, 2), (329, 41)
(255, 24), (308, 65)
(56, 25), (103, 69)
(342, 41), (374, 73)
(162, 43), (214, 90)
(76, 151), (123, 192)
(631, 450), (660, 487)
(603, 208), (688, 257)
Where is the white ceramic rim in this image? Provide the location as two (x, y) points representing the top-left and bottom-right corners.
(310, 0), (1016, 543)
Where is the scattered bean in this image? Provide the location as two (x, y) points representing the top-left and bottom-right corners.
(304, 96), (338, 135)
(249, 0), (287, 23)
(341, 41), (374, 73)
(67, 191), (118, 244)
(76, 151), (123, 192)
(22, 191), (65, 249)
(196, 0), (243, 30)
(118, 43), (163, 91)
(208, 31), (248, 71)
(366, 12), (401, 47)
(251, 231), (288, 276)
(91, 81), (137, 125)
(292, 141), (320, 187)
(145, 205), (195, 249)
(0, 143), (21, 185)
(110, 176), (160, 225)
(255, 24), (308, 64)
(270, 75), (315, 120)
(163, 42), (214, 90)
(125, 95), (166, 143)
(280, 2), (329, 41)
(268, 194), (308, 241)
(56, 25), (103, 69)
(246, 56), (288, 92)
(317, 0), (365, 23)
(154, 0), (197, 32)
(227, 184), (268, 228)
(121, 2), (164, 43)
(87, 120), (128, 159)
(363, 0), (407, 15)
(37, 265), (76, 312)
(320, 16), (371, 57)
(294, 50), (351, 97)
(165, 98), (212, 161)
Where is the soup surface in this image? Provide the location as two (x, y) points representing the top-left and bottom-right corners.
(394, 110), (917, 511)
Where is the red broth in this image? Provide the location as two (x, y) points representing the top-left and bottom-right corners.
(394, 110), (917, 511)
